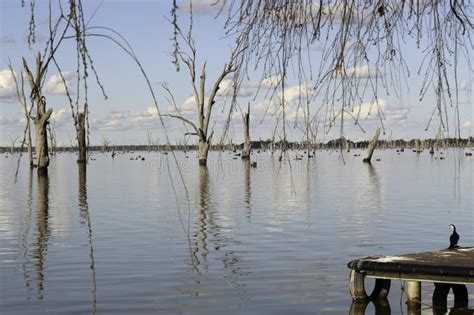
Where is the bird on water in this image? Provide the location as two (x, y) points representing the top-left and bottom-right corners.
(449, 224), (460, 249)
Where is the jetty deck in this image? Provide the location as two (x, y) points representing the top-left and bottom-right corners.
(347, 247), (474, 312)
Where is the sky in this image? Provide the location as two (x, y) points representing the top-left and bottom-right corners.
(0, 0), (473, 147)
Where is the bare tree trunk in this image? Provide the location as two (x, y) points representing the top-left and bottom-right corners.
(198, 139), (210, 166)
(271, 134), (275, 155)
(47, 123), (56, 156)
(242, 104), (250, 160)
(416, 139), (421, 153)
(77, 112), (87, 163)
(23, 54), (52, 174)
(34, 104), (53, 174)
(27, 122), (33, 168)
(363, 127), (381, 163)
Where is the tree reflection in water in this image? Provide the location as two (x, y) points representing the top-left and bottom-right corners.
(18, 168), (34, 296)
(184, 166), (249, 305)
(243, 159), (251, 222)
(78, 163), (97, 314)
(367, 163), (381, 208)
(27, 172), (51, 300)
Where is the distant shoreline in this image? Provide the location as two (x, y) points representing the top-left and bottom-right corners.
(1, 137), (472, 153)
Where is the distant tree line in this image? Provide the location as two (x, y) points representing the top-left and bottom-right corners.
(2, 137), (472, 154)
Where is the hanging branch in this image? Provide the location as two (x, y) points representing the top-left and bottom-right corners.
(220, 0), (473, 137)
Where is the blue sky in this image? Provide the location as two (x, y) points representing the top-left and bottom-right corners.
(1, 0), (472, 146)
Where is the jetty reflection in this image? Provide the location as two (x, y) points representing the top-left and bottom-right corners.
(349, 299), (391, 315)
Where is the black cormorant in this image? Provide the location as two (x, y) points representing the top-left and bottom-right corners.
(449, 224), (460, 249)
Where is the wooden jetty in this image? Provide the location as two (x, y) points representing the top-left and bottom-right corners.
(348, 247), (474, 313)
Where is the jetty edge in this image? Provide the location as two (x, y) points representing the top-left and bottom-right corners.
(347, 247), (474, 311)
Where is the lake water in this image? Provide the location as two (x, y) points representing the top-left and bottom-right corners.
(1, 149), (473, 314)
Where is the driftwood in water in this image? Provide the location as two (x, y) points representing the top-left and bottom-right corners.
(363, 127), (380, 163)
(242, 103), (250, 160)
(77, 112), (87, 163)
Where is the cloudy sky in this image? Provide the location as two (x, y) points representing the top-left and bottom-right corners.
(0, 0), (472, 146)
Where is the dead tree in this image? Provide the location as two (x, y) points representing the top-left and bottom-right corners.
(8, 136), (20, 154)
(77, 113), (87, 162)
(101, 136), (110, 153)
(363, 127), (381, 163)
(23, 54), (53, 174)
(241, 103), (251, 160)
(147, 130), (153, 152)
(163, 26), (244, 166)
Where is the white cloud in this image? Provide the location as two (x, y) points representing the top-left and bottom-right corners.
(90, 107), (163, 131)
(180, 0), (226, 15)
(462, 121), (472, 129)
(260, 75), (282, 88)
(329, 99), (409, 126)
(349, 100), (386, 120)
(0, 69), (18, 102)
(50, 108), (72, 127)
(280, 83), (313, 103)
(334, 65), (381, 79)
(218, 79), (255, 98)
(43, 72), (75, 95)
(458, 80), (472, 92)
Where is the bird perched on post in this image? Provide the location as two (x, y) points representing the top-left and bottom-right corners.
(449, 224), (460, 249)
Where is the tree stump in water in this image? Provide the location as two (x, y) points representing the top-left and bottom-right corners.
(363, 127), (380, 163)
(77, 112), (87, 163)
(198, 140), (210, 166)
(242, 103), (250, 160)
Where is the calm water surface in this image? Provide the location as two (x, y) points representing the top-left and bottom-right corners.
(0, 149), (473, 314)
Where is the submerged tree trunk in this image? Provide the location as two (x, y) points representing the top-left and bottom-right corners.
(77, 112), (87, 163)
(242, 104), (250, 160)
(27, 122), (33, 168)
(363, 127), (381, 163)
(34, 102), (53, 174)
(416, 139), (422, 153)
(198, 139), (210, 166)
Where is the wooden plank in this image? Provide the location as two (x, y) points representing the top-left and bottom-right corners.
(364, 271), (474, 285)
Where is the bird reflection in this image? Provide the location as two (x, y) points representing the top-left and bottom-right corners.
(78, 163), (97, 314)
(243, 159), (251, 221)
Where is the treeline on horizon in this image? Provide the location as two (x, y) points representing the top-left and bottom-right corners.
(2, 137), (473, 153)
